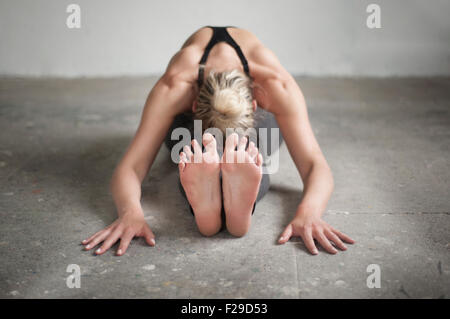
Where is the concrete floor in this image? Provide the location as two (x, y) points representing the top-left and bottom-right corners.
(0, 76), (449, 299)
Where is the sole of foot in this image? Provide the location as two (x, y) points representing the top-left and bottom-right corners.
(179, 133), (222, 236)
(221, 133), (263, 237)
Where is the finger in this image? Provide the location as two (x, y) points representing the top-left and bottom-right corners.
(142, 225), (156, 246)
(96, 228), (122, 255)
(116, 230), (135, 256)
(314, 230), (338, 254)
(84, 228), (112, 250)
(191, 139), (202, 163)
(331, 228), (355, 244)
(183, 145), (193, 161)
(278, 224), (293, 244)
(324, 229), (347, 251)
(82, 227), (109, 245)
(82, 230), (102, 245)
(237, 135), (247, 152)
(202, 132), (216, 154)
(300, 227), (319, 255)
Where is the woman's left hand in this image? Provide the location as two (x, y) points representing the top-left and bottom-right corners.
(278, 209), (355, 255)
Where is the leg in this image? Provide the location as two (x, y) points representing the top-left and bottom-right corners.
(166, 110), (277, 234)
(256, 171), (270, 203)
(253, 108), (284, 159)
(237, 108), (280, 208)
(221, 133), (263, 237)
(164, 112), (195, 151)
(179, 133), (222, 236)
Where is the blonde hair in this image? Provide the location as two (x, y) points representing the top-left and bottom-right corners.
(195, 69), (254, 133)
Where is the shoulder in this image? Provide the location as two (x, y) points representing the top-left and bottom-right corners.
(162, 46), (201, 86)
(247, 47), (302, 113)
(248, 45), (291, 82)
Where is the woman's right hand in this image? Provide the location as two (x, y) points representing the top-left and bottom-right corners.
(81, 212), (155, 256)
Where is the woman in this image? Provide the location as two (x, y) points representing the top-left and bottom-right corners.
(81, 26), (354, 256)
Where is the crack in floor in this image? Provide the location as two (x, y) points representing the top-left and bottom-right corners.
(327, 211), (450, 215)
(293, 244), (301, 298)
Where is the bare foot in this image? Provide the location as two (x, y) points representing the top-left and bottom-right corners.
(179, 133), (222, 236)
(221, 133), (263, 237)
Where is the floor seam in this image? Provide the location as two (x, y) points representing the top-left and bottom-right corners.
(293, 245), (300, 299)
(327, 211), (450, 215)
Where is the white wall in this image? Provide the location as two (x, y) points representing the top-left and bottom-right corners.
(1, 0), (449, 77)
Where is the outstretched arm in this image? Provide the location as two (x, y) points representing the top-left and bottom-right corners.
(82, 73), (195, 256)
(254, 62), (354, 254)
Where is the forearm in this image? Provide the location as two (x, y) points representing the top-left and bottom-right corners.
(262, 70), (354, 253)
(107, 77), (190, 218)
(296, 160), (334, 218)
(82, 72), (195, 255)
(110, 166), (144, 217)
(270, 79), (334, 218)
(276, 114), (333, 216)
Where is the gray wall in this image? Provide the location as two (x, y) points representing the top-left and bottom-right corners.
(1, 0), (449, 77)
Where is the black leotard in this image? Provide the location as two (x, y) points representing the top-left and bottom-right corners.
(197, 26), (250, 88)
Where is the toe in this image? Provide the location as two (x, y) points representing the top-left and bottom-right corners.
(236, 136), (248, 163)
(248, 142), (258, 160)
(237, 136), (247, 151)
(178, 159), (186, 172)
(203, 133), (217, 154)
(225, 133), (239, 151)
(256, 153), (263, 167)
(192, 139), (203, 163)
(178, 153), (186, 172)
(183, 145), (193, 162)
(224, 133), (238, 163)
